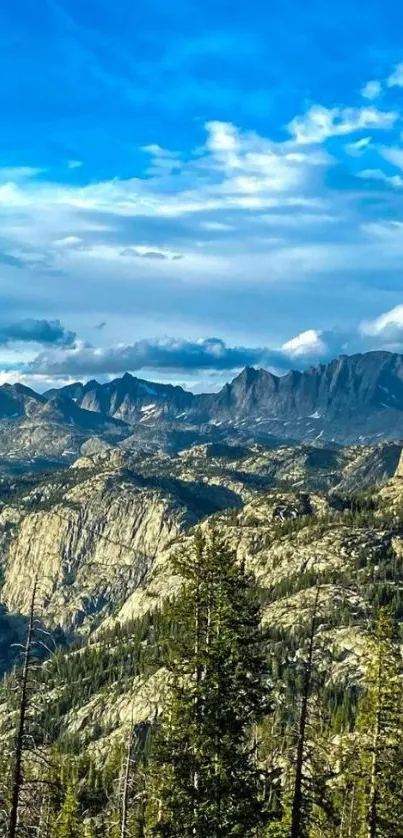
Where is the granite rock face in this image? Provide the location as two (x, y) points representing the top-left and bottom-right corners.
(0, 451), (242, 631)
(1, 437), (403, 752)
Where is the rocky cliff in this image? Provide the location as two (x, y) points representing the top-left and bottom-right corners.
(0, 449), (243, 632)
(1, 437), (403, 754)
(3, 351), (403, 472)
(47, 349), (403, 446)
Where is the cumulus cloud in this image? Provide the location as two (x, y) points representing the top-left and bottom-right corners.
(282, 329), (328, 358)
(26, 328), (353, 379)
(0, 298), (396, 388)
(289, 105), (397, 145)
(30, 337), (288, 376)
(0, 319), (76, 347)
(0, 120), (329, 228)
(1, 77), (403, 357)
(360, 304), (403, 344)
(23, 301), (403, 383)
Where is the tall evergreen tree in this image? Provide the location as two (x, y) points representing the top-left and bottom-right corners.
(340, 608), (403, 838)
(146, 530), (271, 838)
(54, 771), (82, 838)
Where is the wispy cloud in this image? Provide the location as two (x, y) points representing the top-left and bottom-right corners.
(288, 105), (397, 145)
(387, 63), (403, 87)
(1, 56), (403, 371)
(0, 167), (45, 180)
(378, 145), (403, 170)
(358, 168), (403, 187)
(345, 136), (372, 156)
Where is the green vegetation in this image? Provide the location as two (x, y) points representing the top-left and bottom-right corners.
(1, 525), (403, 837)
(1, 441), (403, 836)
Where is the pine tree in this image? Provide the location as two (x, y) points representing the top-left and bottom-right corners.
(265, 585), (337, 838)
(290, 588), (320, 838)
(146, 530), (271, 838)
(54, 774), (82, 838)
(340, 608), (403, 838)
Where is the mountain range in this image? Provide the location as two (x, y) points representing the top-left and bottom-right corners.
(2, 350), (403, 470)
(2, 357), (403, 829)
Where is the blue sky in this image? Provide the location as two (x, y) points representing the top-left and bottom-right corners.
(2, 0), (403, 390)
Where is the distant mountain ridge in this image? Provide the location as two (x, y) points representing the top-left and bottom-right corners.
(46, 349), (403, 427)
(45, 371), (194, 423)
(2, 350), (403, 469)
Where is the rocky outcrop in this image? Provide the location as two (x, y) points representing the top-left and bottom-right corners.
(0, 452), (242, 632)
(394, 448), (403, 478)
(1, 437), (403, 754)
(1, 438), (402, 635)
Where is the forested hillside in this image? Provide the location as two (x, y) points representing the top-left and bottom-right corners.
(1, 441), (403, 836)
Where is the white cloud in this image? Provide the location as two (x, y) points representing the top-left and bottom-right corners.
(0, 122), (331, 239)
(345, 136), (372, 156)
(67, 160), (83, 169)
(30, 336), (284, 376)
(361, 80), (382, 101)
(142, 144), (181, 175)
(289, 105), (397, 144)
(387, 63), (403, 88)
(282, 329), (327, 358)
(361, 220), (403, 241)
(360, 304), (403, 343)
(53, 236), (84, 247)
(0, 167), (44, 180)
(120, 245), (183, 260)
(358, 168), (403, 187)
(0, 369), (77, 392)
(2, 97), (403, 358)
(379, 145), (403, 170)
(4, 299), (403, 385)
(206, 121), (239, 153)
(200, 221), (234, 231)
(203, 121), (330, 196)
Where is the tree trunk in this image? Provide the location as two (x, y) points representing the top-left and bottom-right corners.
(192, 536), (204, 838)
(290, 587), (320, 838)
(121, 726), (134, 838)
(367, 655), (383, 838)
(346, 782), (356, 838)
(8, 576), (38, 838)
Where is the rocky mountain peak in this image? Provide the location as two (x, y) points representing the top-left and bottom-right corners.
(3, 351), (403, 474)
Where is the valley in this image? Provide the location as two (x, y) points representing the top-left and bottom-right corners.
(1, 353), (403, 835)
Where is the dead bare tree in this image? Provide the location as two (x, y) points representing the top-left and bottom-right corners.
(7, 576), (38, 838)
